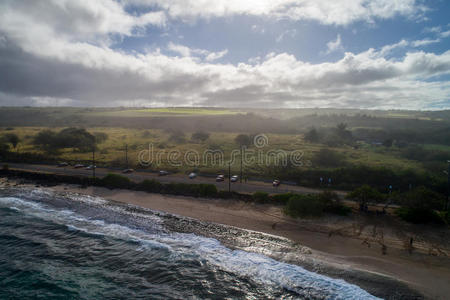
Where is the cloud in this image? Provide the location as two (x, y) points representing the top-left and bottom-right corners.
(276, 29), (297, 43)
(127, 0), (427, 26)
(325, 34), (343, 54)
(167, 42), (227, 61)
(441, 30), (450, 38)
(205, 49), (228, 62)
(411, 38), (440, 47)
(0, 0), (448, 110)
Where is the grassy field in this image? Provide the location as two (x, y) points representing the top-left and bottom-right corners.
(3, 126), (425, 175)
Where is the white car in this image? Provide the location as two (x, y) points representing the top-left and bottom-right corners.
(73, 164), (85, 169)
(85, 165), (96, 170)
(188, 172), (197, 179)
(122, 168), (134, 174)
(230, 175), (239, 182)
(216, 174), (225, 182)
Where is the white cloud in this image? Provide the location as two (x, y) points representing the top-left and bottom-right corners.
(276, 29), (297, 43)
(167, 42), (227, 61)
(411, 38), (440, 47)
(0, 0), (448, 110)
(441, 30), (450, 38)
(325, 34), (343, 54)
(205, 49), (228, 62)
(126, 0), (426, 26)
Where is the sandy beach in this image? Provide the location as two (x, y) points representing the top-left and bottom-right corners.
(2, 178), (449, 299)
(45, 184), (449, 299)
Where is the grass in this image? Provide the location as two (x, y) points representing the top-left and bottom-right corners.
(1, 126), (428, 175)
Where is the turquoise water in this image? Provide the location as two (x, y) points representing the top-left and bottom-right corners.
(0, 188), (379, 299)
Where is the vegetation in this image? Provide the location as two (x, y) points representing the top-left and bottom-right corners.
(33, 128), (97, 153)
(394, 186), (446, 224)
(0, 107), (448, 210)
(284, 191), (350, 218)
(346, 185), (384, 212)
(191, 131), (210, 142)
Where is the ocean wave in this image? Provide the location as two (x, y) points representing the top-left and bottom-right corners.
(0, 191), (380, 299)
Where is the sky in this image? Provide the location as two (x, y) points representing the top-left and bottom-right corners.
(0, 0), (450, 110)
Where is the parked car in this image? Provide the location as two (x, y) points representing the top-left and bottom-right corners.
(188, 172), (197, 179)
(57, 162), (68, 167)
(122, 168), (134, 174)
(273, 179), (281, 187)
(216, 174), (225, 182)
(85, 165), (96, 170)
(159, 170), (169, 176)
(230, 175), (239, 182)
(73, 164), (85, 169)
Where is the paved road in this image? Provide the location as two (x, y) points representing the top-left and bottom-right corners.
(5, 162), (346, 196)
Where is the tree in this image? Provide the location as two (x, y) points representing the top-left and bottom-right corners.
(382, 138), (393, 147)
(304, 127), (320, 143)
(33, 129), (58, 153)
(234, 134), (251, 147)
(94, 132), (108, 143)
(400, 186), (444, 211)
(168, 130), (186, 144)
(335, 122), (353, 140)
(3, 133), (20, 149)
(346, 185), (384, 212)
(191, 131), (210, 142)
(313, 148), (345, 168)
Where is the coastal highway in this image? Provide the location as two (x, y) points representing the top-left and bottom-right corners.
(4, 162), (343, 196)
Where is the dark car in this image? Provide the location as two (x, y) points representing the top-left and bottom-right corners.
(73, 164), (85, 169)
(57, 162), (68, 167)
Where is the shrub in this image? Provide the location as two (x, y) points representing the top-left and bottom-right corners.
(138, 179), (163, 193)
(270, 193), (295, 205)
(396, 207), (444, 225)
(284, 194), (324, 217)
(346, 185), (384, 212)
(191, 131), (210, 142)
(235, 134), (252, 147)
(253, 191), (270, 203)
(313, 148), (346, 168)
(2, 164), (8, 171)
(100, 173), (132, 189)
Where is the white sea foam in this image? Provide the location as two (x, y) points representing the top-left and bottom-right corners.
(0, 194), (380, 299)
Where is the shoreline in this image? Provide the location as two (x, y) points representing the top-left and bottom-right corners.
(2, 178), (450, 299)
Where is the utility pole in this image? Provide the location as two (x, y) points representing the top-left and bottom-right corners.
(92, 142), (96, 179)
(240, 147), (243, 183)
(125, 144), (128, 169)
(447, 160), (450, 210)
(228, 161), (231, 193)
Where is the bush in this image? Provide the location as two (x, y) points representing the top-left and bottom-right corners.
(253, 192), (270, 203)
(2, 164), (8, 171)
(346, 185), (384, 212)
(191, 131), (210, 142)
(270, 193), (295, 205)
(138, 179), (163, 193)
(313, 148), (346, 168)
(284, 194), (324, 217)
(100, 173), (132, 189)
(396, 207), (445, 225)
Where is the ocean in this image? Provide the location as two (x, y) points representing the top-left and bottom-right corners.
(0, 187), (379, 299)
